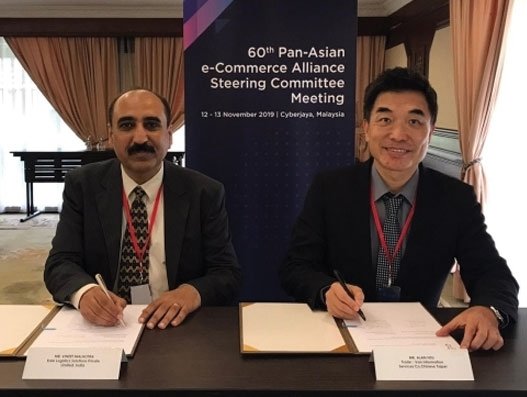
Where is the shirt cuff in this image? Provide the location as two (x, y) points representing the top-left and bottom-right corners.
(318, 285), (332, 308)
(69, 283), (98, 309)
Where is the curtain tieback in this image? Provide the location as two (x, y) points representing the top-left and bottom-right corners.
(461, 158), (481, 179)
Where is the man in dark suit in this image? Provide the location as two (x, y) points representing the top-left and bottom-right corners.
(280, 67), (518, 351)
(45, 88), (241, 329)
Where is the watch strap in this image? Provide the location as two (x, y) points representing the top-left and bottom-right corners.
(489, 305), (507, 328)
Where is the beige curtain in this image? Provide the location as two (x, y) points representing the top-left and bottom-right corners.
(449, 0), (511, 301)
(451, 0), (510, 204)
(355, 36), (386, 161)
(134, 37), (185, 132)
(5, 37), (120, 147)
(118, 37), (136, 93)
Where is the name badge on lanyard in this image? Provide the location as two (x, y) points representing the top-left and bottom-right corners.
(131, 284), (152, 304)
(377, 285), (402, 302)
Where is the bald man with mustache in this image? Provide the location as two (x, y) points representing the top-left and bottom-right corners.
(45, 88), (241, 330)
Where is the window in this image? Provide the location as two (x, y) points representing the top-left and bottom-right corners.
(0, 37), (185, 212)
(0, 37), (84, 212)
(483, 0), (527, 307)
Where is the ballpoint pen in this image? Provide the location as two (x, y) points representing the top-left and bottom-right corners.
(332, 269), (367, 321)
(95, 273), (127, 327)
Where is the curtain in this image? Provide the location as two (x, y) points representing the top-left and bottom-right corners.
(483, 0), (527, 307)
(0, 38), (85, 212)
(5, 37), (120, 148)
(355, 36), (386, 161)
(449, 0), (511, 301)
(118, 37), (136, 93)
(133, 37), (185, 132)
(450, 0), (509, 204)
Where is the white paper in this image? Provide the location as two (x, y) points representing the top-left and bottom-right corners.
(374, 346), (474, 381)
(344, 302), (459, 353)
(23, 347), (123, 380)
(29, 305), (146, 356)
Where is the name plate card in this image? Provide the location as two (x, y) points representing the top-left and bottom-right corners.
(373, 347), (474, 381)
(22, 347), (125, 380)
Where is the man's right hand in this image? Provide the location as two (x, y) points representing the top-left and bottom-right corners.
(325, 281), (365, 319)
(78, 286), (127, 326)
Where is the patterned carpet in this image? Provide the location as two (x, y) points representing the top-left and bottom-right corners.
(0, 214), (58, 304)
(0, 213), (466, 307)
(0, 214), (59, 230)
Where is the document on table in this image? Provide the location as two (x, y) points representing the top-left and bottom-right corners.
(0, 304), (59, 357)
(28, 305), (146, 357)
(343, 302), (459, 353)
(240, 302), (350, 353)
(240, 302), (459, 354)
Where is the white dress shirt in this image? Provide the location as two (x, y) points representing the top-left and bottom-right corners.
(70, 164), (169, 308)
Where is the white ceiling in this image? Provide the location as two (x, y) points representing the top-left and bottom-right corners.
(0, 0), (411, 18)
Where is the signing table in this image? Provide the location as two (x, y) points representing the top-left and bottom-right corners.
(0, 307), (526, 396)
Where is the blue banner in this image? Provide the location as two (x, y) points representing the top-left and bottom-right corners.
(184, 0), (357, 301)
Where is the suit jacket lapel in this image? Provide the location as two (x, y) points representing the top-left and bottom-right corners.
(352, 162), (377, 296)
(163, 163), (189, 289)
(332, 162), (375, 297)
(398, 165), (438, 283)
(96, 160), (123, 286)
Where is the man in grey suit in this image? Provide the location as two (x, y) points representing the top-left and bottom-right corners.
(280, 67), (518, 351)
(45, 88), (241, 329)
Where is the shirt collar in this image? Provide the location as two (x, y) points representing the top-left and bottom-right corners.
(371, 165), (419, 205)
(121, 164), (164, 202)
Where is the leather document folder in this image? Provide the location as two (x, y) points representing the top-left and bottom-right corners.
(0, 304), (59, 357)
(239, 302), (459, 354)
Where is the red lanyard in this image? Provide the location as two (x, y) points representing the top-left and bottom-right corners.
(370, 187), (416, 285)
(122, 185), (163, 272)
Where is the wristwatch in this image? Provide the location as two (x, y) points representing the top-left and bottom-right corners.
(489, 305), (505, 326)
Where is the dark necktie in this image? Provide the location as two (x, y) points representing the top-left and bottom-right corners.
(376, 193), (404, 288)
(118, 186), (150, 303)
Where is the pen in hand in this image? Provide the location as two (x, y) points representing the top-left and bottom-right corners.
(332, 269), (367, 321)
(95, 273), (127, 327)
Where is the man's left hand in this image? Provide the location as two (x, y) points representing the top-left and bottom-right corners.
(436, 305), (504, 351)
(138, 284), (201, 329)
